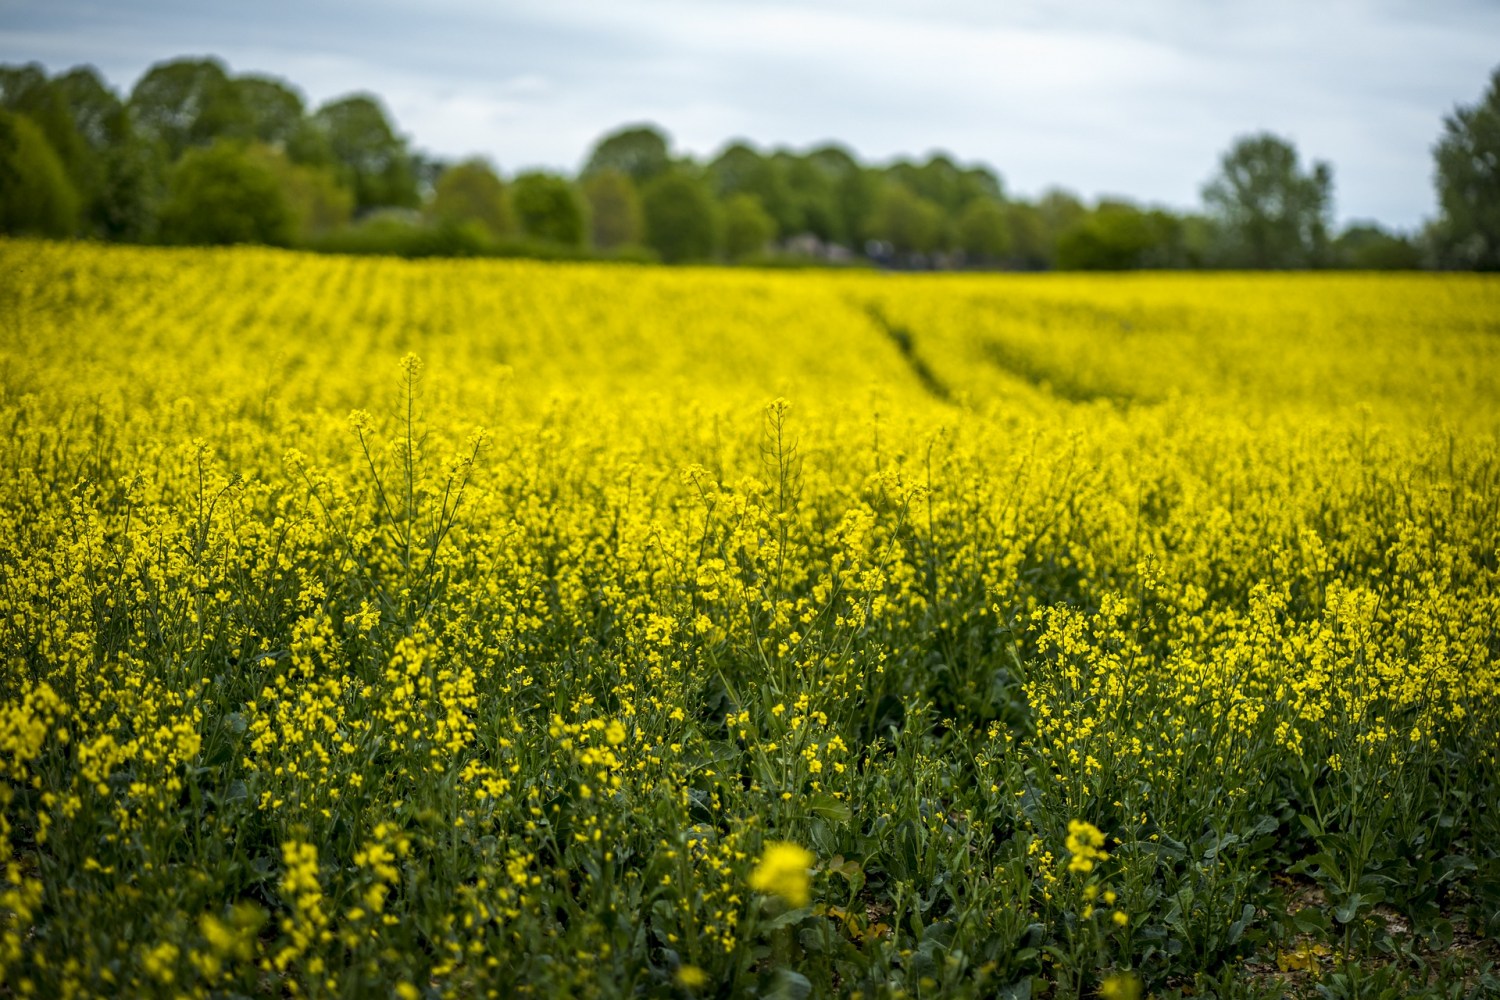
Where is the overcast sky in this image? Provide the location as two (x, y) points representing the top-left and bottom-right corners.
(3, 0), (1497, 229)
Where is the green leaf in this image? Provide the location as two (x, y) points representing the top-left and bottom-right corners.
(806, 793), (852, 822)
(767, 969), (813, 1000)
(1249, 813), (1280, 838)
(1333, 893), (1364, 924)
(762, 906), (812, 932)
(1297, 851), (1344, 885)
(997, 978), (1033, 1000)
(1228, 903), (1256, 944)
(1291, 907), (1330, 934)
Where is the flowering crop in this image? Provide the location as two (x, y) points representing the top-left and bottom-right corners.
(1, 239), (1497, 996)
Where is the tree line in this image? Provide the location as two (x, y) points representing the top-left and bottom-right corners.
(2, 56), (1498, 270)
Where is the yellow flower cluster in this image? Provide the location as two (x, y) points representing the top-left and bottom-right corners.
(748, 842), (815, 908)
(1065, 820), (1109, 874)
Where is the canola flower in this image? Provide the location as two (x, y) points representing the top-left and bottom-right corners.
(1100, 972), (1142, 1000)
(674, 964), (709, 989)
(1065, 820), (1109, 874)
(748, 842), (815, 908)
(0, 238), (1496, 997)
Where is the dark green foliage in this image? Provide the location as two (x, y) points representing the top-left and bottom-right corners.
(510, 171), (587, 247)
(955, 197), (1011, 264)
(246, 144), (353, 240)
(581, 167), (643, 251)
(128, 57), (247, 161)
(1056, 201), (1190, 270)
(0, 63), (92, 190)
(641, 169), (720, 262)
(53, 66), (161, 240)
(1004, 201), (1050, 269)
(233, 75), (306, 147)
(49, 66), (127, 153)
(0, 108), (80, 236)
(709, 142), (801, 238)
(887, 153), (1001, 215)
(583, 124), (671, 183)
(157, 140), (294, 246)
(779, 153), (841, 243)
(721, 192), (776, 261)
(309, 213), (492, 257)
(1432, 66), (1500, 270)
(869, 181), (943, 256)
(1202, 132), (1333, 268)
(430, 159), (512, 238)
(310, 94), (418, 213)
(808, 144), (878, 249)
(1334, 223), (1423, 270)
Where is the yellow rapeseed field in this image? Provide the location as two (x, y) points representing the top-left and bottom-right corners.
(1, 239), (1498, 997)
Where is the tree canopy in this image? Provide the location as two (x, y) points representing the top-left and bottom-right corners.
(1202, 132), (1332, 269)
(0, 108), (80, 236)
(956, 197), (1010, 264)
(310, 95), (418, 212)
(430, 159), (512, 238)
(641, 170), (719, 263)
(129, 58), (246, 161)
(583, 125), (671, 184)
(234, 75), (306, 148)
(869, 182), (943, 257)
(510, 171), (587, 247)
(721, 193), (775, 261)
(1433, 67), (1500, 270)
(581, 168), (643, 251)
(157, 140), (294, 246)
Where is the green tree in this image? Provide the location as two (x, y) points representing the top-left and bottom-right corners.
(310, 95), (417, 213)
(51, 66), (161, 239)
(245, 144), (352, 241)
(1, 63), (101, 217)
(807, 144), (876, 247)
(50, 66), (124, 151)
(0, 108), (80, 236)
(128, 57), (247, 160)
(1334, 223), (1422, 270)
(888, 154), (1001, 216)
(158, 140), (293, 245)
(641, 170), (719, 263)
(429, 159), (513, 238)
(581, 168), (643, 251)
(1036, 188), (1086, 261)
(583, 124), (671, 184)
(779, 152), (841, 243)
(994, 189), (1085, 270)
(721, 193), (775, 261)
(869, 181), (943, 257)
(708, 143), (801, 238)
(1178, 214), (1217, 268)
(1005, 201), (1049, 268)
(233, 75), (306, 148)
(510, 171), (587, 246)
(1202, 132), (1332, 268)
(955, 197), (1011, 264)
(1432, 66), (1500, 270)
(1056, 200), (1163, 270)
